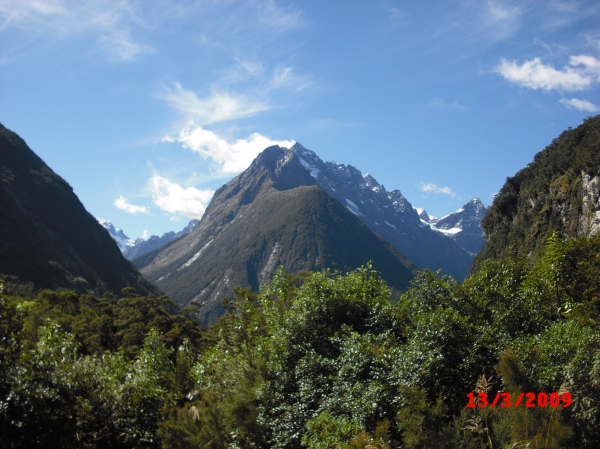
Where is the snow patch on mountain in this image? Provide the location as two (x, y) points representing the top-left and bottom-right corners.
(97, 219), (134, 252)
(417, 198), (487, 254)
(298, 157), (321, 179)
(345, 198), (364, 216)
(179, 239), (213, 271)
(435, 227), (462, 236)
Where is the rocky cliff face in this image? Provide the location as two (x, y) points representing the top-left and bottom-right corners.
(580, 171), (600, 237)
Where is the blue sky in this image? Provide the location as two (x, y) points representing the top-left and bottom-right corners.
(2, 1), (600, 240)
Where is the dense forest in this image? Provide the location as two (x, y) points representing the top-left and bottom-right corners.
(473, 115), (600, 272)
(2, 231), (600, 448)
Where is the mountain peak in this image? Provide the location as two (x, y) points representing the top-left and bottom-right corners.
(279, 143), (473, 279)
(463, 198), (485, 213)
(97, 218), (134, 252)
(427, 199), (487, 255)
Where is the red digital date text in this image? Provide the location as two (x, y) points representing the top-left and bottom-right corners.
(466, 392), (571, 408)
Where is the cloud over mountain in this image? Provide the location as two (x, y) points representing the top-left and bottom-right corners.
(165, 125), (294, 175)
(151, 176), (214, 220)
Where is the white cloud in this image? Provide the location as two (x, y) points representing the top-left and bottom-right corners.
(151, 176), (214, 220)
(495, 57), (593, 91)
(0, 0), (151, 61)
(569, 54), (600, 82)
(162, 82), (269, 124)
(420, 183), (455, 196)
(165, 125), (295, 175)
(140, 230), (149, 240)
(560, 98), (599, 112)
(114, 196), (149, 214)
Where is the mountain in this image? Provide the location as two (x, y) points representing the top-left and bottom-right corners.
(123, 219), (199, 260)
(289, 144), (474, 280)
(416, 208), (438, 224)
(135, 146), (418, 325)
(97, 219), (135, 252)
(473, 115), (600, 272)
(424, 198), (487, 255)
(0, 123), (161, 297)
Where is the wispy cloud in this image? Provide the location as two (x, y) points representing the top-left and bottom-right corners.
(258, 0), (304, 31)
(0, 0), (151, 61)
(587, 36), (600, 51)
(270, 66), (314, 91)
(425, 98), (468, 111)
(420, 182), (455, 197)
(162, 82), (270, 125)
(164, 125), (295, 175)
(495, 55), (600, 91)
(237, 59), (264, 76)
(387, 8), (404, 20)
(114, 196), (149, 214)
(99, 29), (152, 61)
(481, 1), (522, 41)
(560, 97), (599, 112)
(151, 176), (214, 220)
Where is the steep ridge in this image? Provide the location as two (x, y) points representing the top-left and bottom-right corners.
(290, 144), (474, 280)
(473, 115), (600, 272)
(0, 123), (160, 297)
(136, 146), (417, 324)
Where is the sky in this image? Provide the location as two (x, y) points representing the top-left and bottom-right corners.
(1, 0), (600, 241)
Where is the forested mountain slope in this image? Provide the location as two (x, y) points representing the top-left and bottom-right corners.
(0, 123), (160, 297)
(473, 115), (600, 272)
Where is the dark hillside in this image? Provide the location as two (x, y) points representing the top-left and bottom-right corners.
(0, 123), (160, 296)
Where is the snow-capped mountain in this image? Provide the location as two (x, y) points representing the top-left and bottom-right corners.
(420, 199), (487, 255)
(97, 219), (135, 252)
(416, 208), (438, 224)
(97, 218), (199, 259)
(123, 219), (199, 260)
(135, 145), (417, 324)
(290, 143), (475, 280)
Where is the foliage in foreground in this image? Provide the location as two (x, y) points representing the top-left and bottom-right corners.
(2, 233), (600, 447)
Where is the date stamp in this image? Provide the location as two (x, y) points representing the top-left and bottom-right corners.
(466, 392), (572, 408)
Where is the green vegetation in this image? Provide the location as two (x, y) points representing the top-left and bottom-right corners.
(473, 115), (600, 272)
(2, 232), (600, 447)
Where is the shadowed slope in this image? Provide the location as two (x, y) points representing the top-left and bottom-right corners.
(0, 123), (160, 296)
